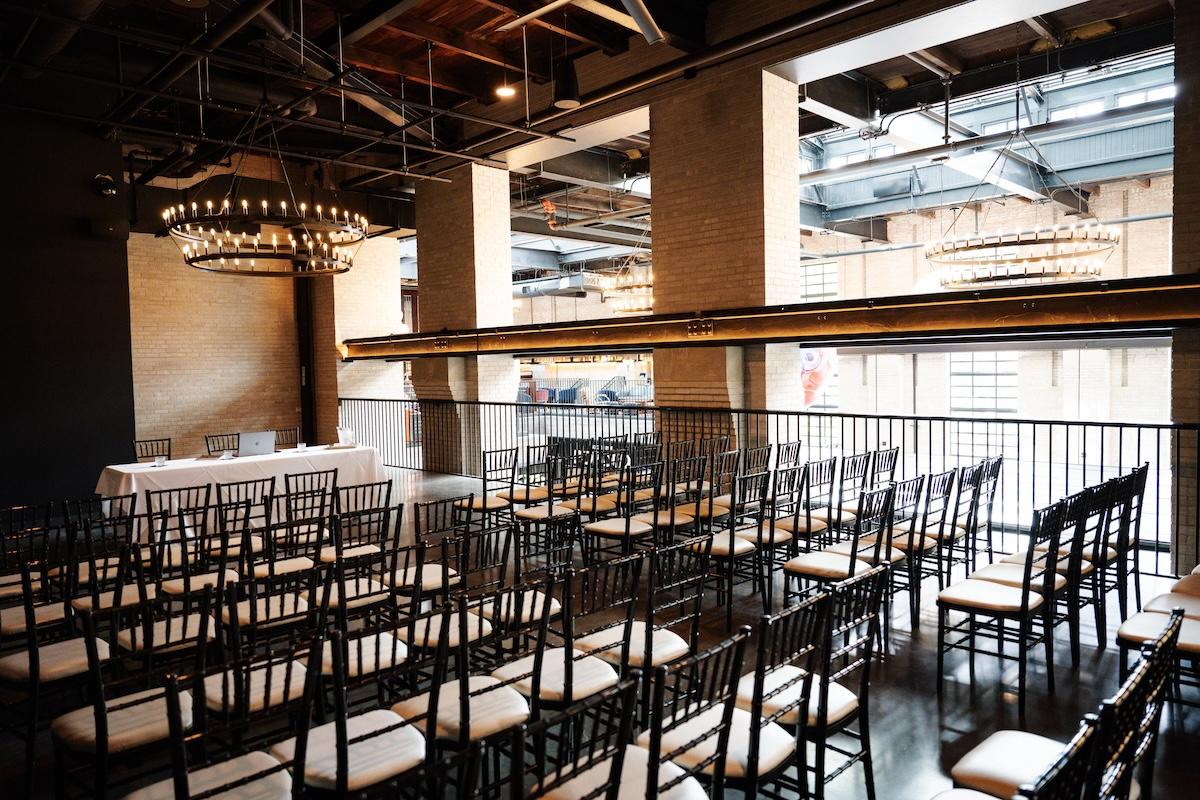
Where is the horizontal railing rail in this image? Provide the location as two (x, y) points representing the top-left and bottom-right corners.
(339, 396), (1199, 577)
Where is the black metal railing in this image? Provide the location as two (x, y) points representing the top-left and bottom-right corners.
(338, 397), (1199, 577)
(518, 378), (653, 406)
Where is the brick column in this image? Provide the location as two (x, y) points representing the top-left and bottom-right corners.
(1172, 0), (1200, 574)
(649, 67), (802, 445)
(411, 163), (518, 474)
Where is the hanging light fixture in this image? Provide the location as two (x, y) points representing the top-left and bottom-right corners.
(606, 258), (653, 314)
(926, 223), (1117, 289)
(553, 59), (580, 109)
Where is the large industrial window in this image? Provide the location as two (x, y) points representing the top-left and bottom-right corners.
(949, 351), (1018, 458)
(800, 260), (839, 302)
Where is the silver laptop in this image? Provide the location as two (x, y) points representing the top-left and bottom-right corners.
(237, 430), (276, 457)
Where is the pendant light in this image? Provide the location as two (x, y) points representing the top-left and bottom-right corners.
(552, 10), (580, 110)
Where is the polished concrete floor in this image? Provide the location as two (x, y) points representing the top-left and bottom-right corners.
(4, 467), (1195, 799)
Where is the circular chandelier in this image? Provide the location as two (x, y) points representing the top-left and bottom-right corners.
(162, 199), (367, 278)
(606, 261), (653, 314)
(926, 223), (1118, 289)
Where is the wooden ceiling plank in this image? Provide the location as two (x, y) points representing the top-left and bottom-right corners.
(386, 15), (551, 81)
(1024, 14), (1063, 47)
(343, 45), (493, 101)
(471, 0), (629, 55)
(319, 0), (431, 49)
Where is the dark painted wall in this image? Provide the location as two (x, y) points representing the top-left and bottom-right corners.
(0, 115), (136, 506)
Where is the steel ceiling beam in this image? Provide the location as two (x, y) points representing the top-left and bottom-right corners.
(342, 275), (1200, 360)
(318, 0), (430, 49)
(474, 0), (628, 55)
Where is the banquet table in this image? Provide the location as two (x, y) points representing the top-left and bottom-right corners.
(95, 445), (388, 510)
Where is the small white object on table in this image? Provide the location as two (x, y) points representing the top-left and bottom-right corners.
(95, 445), (388, 539)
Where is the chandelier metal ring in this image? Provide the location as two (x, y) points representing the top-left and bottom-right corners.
(926, 225), (1119, 289)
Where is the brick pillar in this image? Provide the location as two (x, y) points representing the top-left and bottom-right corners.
(411, 163), (518, 474)
(650, 67), (802, 445)
(1172, 0), (1200, 574)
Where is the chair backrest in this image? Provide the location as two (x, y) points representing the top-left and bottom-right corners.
(740, 444), (773, 476)
(63, 493), (137, 531)
(1015, 714), (1104, 800)
(776, 440), (803, 469)
(842, 484), (894, 571)
(145, 483), (212, 542)
(336, 480), (391, 513)
(703, 450), (740, 519)
(332, 503), (399, 556)
(951, 461), (986, 530)
(284, 468), (337, 499)
(836, 452), (873, 515)
(1, 503), (50, 537)
(519, 443), (549, 488)
(515, 510), (578, 582)
(700, 435), (732, 459)
(217, 477), (275, 532)
(1018, 501), (1069, 612)
(1059, 484), (1110, 582)
(804, 456), (838, 517)
(634, 430), (662, 449)
(134, 437), (171, 462)
(273, 426), (300, 448)
(724, 470), (770, 544)
(870, 446), (900, 486)
(815, 567), (888, 731)
(270, 488), (331, 562)
(664, 438), (698, 462)
(413, 495), (472, 543)
(205, 432), (239, 455)
(890, 474), (924, 535)
(913, 468), (956, 544)
(645, 536), (711, 663)
(646, 627), (751, 798)
(481, 446), (518, 496)
(460, 523), (514, 592)
(1125, 463), (1150, 551)
(563, 553), (645, 687)
(515, 677), (641, 800)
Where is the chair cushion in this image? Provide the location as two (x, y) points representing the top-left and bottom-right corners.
(491, 647), (619, 702)
(734, 664), (858, 727)
(1170, 574), (1200, 596)
(514, 504), (576, 521)
(971, 563), (1067, 592)
(1117, 611), (1200, 654)
(811, 510), (856, 525)
(455, 495), (511, 512)
(538, 744), (707, 800)
(477, 590), (561, 623)
(772, 515), (828, 536)
(937, 579), (1042, 613)
(252, 557), (314, 578)
(70, 584), (156, 612)
(269, 709), (425, 792)
(681, 503), (730, 521)
(825, 540), (905, 565)
(693, 534), (755, 557)
(497, 486), (549, 504)
(868, 530), (936, 552)
(326, 578), (391, 610)
(215, 535), (264, 558)
(950, 729), (1066, 798)
(633, 704), (794, 779)
(734, 525), (795, 546)
(391, 675), (529, 741)
(203, 662), (307, 713)
(633, 510), (695, 528)
(318, 544), (379, 564)
(576, 621), (690, 668)
(0, 636), (107, 683)
(221, 594), (309, 627)
(928, 791), (1001, 800)
(52, 687), (189, 754)
(0, 602), (66, 634)
(399, 614), (492, 649)
(387, 564), (460, 590)
(1193, 563), (1200, 576)
(52, 558), (122, 584)
(783, 551), (873, 580)
(560, 495), (619, 513)
(124, 751), (290, 800)
(1142, 592), (1200, 620)
(116, 613), (216, 651)
(161, 569), (239, 595)
(583, 517), (653, 538)
(321, 633), (407, 677)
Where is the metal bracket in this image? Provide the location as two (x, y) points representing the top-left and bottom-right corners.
(686, 319), (714, 338)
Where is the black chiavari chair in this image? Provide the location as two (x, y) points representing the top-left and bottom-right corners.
(205, 432), (240, 456)
(133, 437), (171, 462)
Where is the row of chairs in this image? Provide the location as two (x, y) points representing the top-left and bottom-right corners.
(132, 427), (301, 462)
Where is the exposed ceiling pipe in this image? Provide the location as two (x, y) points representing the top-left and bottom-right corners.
(133, 143), (197, 184)
(447, 0), (879, 170)
(498, 0), (574, 33)
(614, 0), (666, 45)
(799, 98), (1175, 187)
(555, 204), (652, 230)
(513, 271), (609, 298)
(12, 0), (104, 79)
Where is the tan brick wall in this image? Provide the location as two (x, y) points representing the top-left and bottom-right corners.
(127, 233), (300, 457)
(335, 237), (409, 400)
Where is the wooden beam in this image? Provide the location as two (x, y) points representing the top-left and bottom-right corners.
(471, 0), (628, 55)
(905, 46), (964, 77)
(342, 275), (1200, 359)
(320, 0), (430, 49)
(385, 16), (551, 81)
(343, 45), (493, 101)
(1024, 15), (1063, 47)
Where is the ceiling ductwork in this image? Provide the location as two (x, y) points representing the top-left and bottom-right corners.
(10, 0), (104, 80)
(513, 271), (610, 299)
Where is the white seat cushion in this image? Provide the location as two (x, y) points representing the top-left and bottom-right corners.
(783, 551), (873, 580)
(391, 676), (529, 741)
(0, 636), (107, 682)
(950, 729), (1066, 798)
(497, 486), (550, 504)
(327, 578), (391, 609)
(1144, 592), (1200, 620)
(477, 590), (561, 623)
(734, 525), (795, 546)
(825, 540), (905, 565)
(215, 535), (264, 557)
(52, 687), (189, 753)
(399, 614), (492, 648)
(491, 647), (619, 702)
(221, 594), (309, 627)
(203, 662), (307, 712)
(1170, 574), (1200, 596)
(772, 516), (828, 536)
(560, 495), (618, 513)
(388, 564), (460, 590)
(583, 517), (653, 538)
(70, 584), (156, 612)
(937, 579), (1043, 613)
(161, 569), (239, 595)
(1117, 611), (1200, 654)
(928, 791), (1000, 800)
(318, 544), (380, 564)
(633, 510), (694, 528)
(124, 751), (290, 800)
(576, 621), (690, 668)
(270, 709), (425, 792)
(0, 602), (66, 634)
(634, 704), (794, 779)
(0, 574), (36, 599)
(514, 504), (576, 521)
(455, 495), (511, 511)
(695, 535), (755, 557)
(321, 633), (407, 677)
(734, 665), (858, 727)
(971, 563), (1067, 592)
(1192, 563), (1200, 576)
(116, 613), (216, 651)
(539, 744), (707, 800)
(252, 557), (315, 577)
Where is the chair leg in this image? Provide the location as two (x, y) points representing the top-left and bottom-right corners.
(860, 711), (877, 800)
(967, 614), (977, 686)
(1116, 560), (1130, 621)
(1131, 558), (1143, 612)
(936, 605), (946, 694)
(1018, 618), (1029, 723)
(24, 688), (39, 798)
(1093, 582), (1108, 651)
(1043, 608), (1056, 696)
(1068, 588), (1081, 669)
